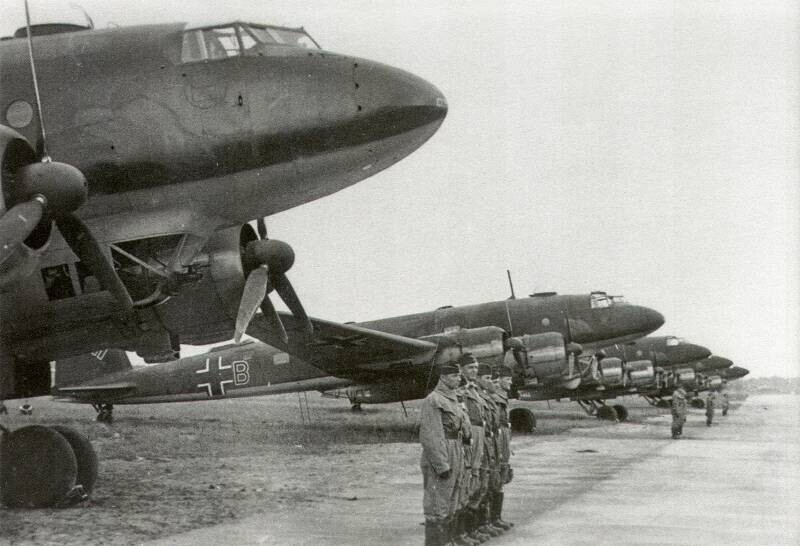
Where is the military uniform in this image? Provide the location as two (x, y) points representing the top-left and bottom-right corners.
(705, 392), (715, 426)
(475, 364), (505, 539)
(721, 394), (730, 416)
(420, 365), (471, 546)
(671, 388), (687, 439)
(490, 366), (514, 531)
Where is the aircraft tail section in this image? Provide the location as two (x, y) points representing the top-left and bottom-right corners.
(54, 350), (133, 389)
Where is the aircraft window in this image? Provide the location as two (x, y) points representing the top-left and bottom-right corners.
(609, 295), (628, 305)
(41, 264), (75, 301)
(666, 337), (684, 347)
(241, 24), (319, 53)
(590, 293), (611, 309)
(181, 27), (241, 63)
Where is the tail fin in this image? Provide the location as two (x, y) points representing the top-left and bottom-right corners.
(55, 349), (132, 388)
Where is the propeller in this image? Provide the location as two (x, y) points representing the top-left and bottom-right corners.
(0, 3), (134, 312)
(233, 222), (313, 344)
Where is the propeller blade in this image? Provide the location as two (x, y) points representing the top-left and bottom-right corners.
(55, 213), (134, 312)
(234, 266), (269, 343)
(258, 293), (288, 345)
(0, 197), (45, 263)
(256, 218), (268, 239)
(272, 273), (313, 337)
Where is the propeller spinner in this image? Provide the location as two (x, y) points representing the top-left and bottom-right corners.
(233, 225), (313, 344)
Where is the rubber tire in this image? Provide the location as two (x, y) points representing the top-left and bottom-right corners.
(691, 398), (706, 409)
(656, 399), (672, 409)
(597, 405), (618, 421)
(612, 404), (629, 422)
(509, 408), (536, 433)
(0, 425), (77, 508)
(52, 426), (98, 496)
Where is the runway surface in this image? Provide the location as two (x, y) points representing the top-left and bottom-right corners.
(150, 394), (799, 545)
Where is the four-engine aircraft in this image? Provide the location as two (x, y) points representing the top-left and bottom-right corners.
(47, 292), (664, 424)
(0, 12), (447, 507)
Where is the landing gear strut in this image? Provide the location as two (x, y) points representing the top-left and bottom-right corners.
(92, 403), (114, 423)
(577, 400), (619, 422)
(0, 424), (97, 508)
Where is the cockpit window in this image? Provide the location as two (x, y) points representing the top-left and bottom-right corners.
(609, 295), (628, 305)
(590, 293), (611, 309)
(182, 26), (241, 62)
(665, 337), (684, 347)
(181, 23), (319, 64)
(240, 23), (319, 54)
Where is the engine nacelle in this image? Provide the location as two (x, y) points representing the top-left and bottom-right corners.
(625, 360), (655, 386)
(0, 359), (51, 400)
(707, 375), (723, 389)
(422, 326), (508, 367)
(344, 376), (430, 405)
(598, 357), (624, 387)
(506, 332), (570, 387)
(154, 225), (257, 346)
(675, 367), (696, 386)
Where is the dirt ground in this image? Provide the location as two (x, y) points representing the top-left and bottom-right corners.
(0, 393), (726, 545)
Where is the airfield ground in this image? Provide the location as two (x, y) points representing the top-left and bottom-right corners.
(0, 393), (797, 545)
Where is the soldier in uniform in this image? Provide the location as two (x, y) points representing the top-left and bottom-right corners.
(490, 366), (514, 531)
(671, 386), (688, 439)
(454, 353), (487, 546)
(705, 391), (716, 426)
(419, 363), (471, 546)
(721, 393), (730, 416)
(474, 362), (505, 538)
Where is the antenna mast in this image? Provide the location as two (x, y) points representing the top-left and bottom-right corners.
(506, 269), (516, 299)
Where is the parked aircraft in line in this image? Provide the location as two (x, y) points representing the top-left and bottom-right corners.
(0, 11), (446, 508)
(47, 292), (664, 427)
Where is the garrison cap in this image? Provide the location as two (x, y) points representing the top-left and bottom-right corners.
(477, 362), (492, 376)
(439, 363), (460, 375)
(458, 353), (478, 367)
(498, 366), (512, 378)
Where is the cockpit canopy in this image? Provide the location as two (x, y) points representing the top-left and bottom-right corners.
(590, 291), (629, 309)
(181, 21), (319, 63)
(665, 336), (685, 347)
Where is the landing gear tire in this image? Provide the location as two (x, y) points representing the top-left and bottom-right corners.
(509, 408), (536, 433)
(656, 399), (671, 408)
(96, 404), (114, 423)
(0, 425), (77, 508)
(597, 405), (618, 421)
(350, 403), (362, 412)
(612, 405), (629, 422)
(51, 426), (98, 496)
(691, 399), (705, 409)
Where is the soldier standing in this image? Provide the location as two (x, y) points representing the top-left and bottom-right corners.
(475, 362), (505, 538)
(419, 363), (470, 546)
(671, 386), (687, 439)
(705, 391), (716, 426)
(721, 393), (730, 416)
(491, 366), (514, 531)
(455, 354), (487, 546)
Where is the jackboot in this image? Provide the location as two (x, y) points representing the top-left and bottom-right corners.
(477, 503), (503, 537)
(493, 492), (514, 530)
(467, 509), (490, 543)
(454, 511), (480, 546)
(425, 519), (443, 546)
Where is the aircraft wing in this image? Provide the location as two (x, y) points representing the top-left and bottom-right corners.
(54, 383), (138, 400)
(247, 313), (438, 377)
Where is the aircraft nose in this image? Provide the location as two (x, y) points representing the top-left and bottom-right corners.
(353, 58), (448, 138)
(711, 356), (734, 369)
(680, 343), (713, 363)
(630, 306), (665, 336)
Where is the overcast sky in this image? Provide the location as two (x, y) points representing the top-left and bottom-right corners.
(3, 1), (798, 377)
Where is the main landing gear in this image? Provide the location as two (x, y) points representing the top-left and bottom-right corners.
(577, 400), (628, 422)
(92, 403), (114, 423)
(643, 395), (672, 408)
(690, 398), (706, 409)
(0, 424), (98, 508)
(509, 407), (536, 433)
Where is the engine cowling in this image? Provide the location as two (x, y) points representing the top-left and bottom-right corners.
(707, 375), (723, 389)
(421, 326), (509, 367)
(625, 360), (655, 386)
(675, 367), (696, 386)
(598, 357), (624, 387)
(505, 332), (572, 387)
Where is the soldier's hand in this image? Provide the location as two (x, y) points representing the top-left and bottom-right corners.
(438, 469), (451, 480)
(506, 469), (513, 483)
